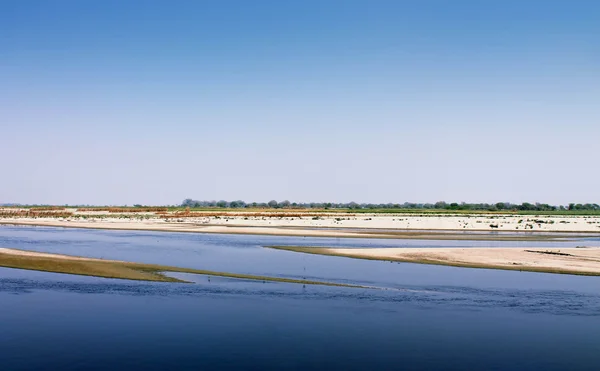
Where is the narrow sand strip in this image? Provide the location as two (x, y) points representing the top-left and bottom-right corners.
(0, 220), (376, 238)
(2, 219), (598, 241)
(0, 247), (366, 288)
(268, 246), (600, 276)
(0, 247), (120, 262)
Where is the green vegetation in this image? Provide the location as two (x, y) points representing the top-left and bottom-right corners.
(3, 202), (600, 216)
(179, 199), (600, 214)
(0, 249), (365, 288)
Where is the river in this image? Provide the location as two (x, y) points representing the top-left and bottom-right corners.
(1, 225), (599, 370)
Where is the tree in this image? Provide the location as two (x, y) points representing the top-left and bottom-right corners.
(181, 199), (198, 207)
(519, 202), (534, 211)
(268, 200), (278, 208)
(230, 200), (246, 208)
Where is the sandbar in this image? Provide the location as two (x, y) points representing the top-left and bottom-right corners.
(0, 247), (364, 287)
(268, 246), (600, 276)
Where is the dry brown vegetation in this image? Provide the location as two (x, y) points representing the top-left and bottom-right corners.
(159, 211), (341, 219)
(0, 207), (339, 220)
(76, 207), (168, 212)
(107, 207), (168, 213)
(0, 210), (74, 218)
(29, 206), (68, 211)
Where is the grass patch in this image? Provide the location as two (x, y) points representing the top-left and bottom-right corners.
(0, 252), (175, 282)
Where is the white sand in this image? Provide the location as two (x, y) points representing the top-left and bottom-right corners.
(1, 212), (600, 237)
(183, 213), (600, 232)
(325, 247), (600, 275)
(0, 247), (118, 262)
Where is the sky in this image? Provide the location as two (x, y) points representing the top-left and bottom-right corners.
(1, 0), (598, 206)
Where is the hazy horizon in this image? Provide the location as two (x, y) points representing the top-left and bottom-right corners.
(2, 1), (598, 205)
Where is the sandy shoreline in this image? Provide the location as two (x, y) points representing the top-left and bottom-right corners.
(2, 213), (600, 240)
(0, 247), (119, 263)
(0, 219), (379, 238)
(269, 246), (600, 276)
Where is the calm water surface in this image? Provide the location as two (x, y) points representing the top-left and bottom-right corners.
(1, 226), (599, 370)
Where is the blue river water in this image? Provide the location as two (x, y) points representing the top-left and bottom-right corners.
(1, 225), (599, 370)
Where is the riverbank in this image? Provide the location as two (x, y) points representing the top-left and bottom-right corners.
(268, 246), (600, 276)
(2, 213), (600, 240)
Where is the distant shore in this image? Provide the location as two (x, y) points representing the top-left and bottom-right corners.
(1, 209), (600, 239)
(2, 218), (600, 241)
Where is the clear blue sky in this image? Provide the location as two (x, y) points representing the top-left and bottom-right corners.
(1, 1), (598, 205)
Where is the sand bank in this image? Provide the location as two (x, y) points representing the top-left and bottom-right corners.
(0, 247), (364, 287)
(268, 246), (600, 276)
(2, 215), (600, 240)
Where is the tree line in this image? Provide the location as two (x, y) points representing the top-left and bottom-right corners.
(181, 199), (600, 211)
